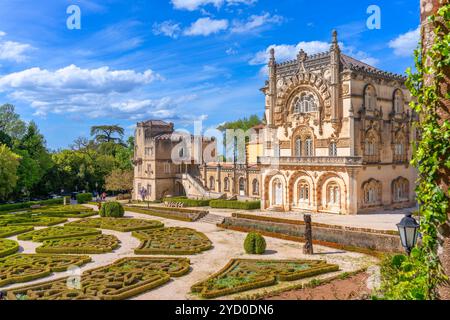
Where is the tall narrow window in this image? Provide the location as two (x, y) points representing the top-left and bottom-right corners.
(209, 177), (215, 190)
(295, 138), (302, 157)
(252, 179), (259, 195)
(329, 142), (337, 156)
(298, 181), (310, 203)
(224, 177), (229, 191)
(394, 90), (404, 114)
(365, 85), (376, 110)
(305, 137), (313, 156)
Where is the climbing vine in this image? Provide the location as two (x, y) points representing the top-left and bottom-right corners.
(404, 3), (450, 299)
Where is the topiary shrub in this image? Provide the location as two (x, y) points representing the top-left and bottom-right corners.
(99, 201), (124, 218)
(76, 193), (93, 204)
(210, 200), (260, 210)
(244, 232), (266, 254)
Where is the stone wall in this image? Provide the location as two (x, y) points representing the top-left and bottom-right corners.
(221, 216), (403, 253)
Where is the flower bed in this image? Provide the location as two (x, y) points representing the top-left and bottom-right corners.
(0, 254), (91, 287)
(133, 227), (212, 255)
(0, 239), (20, 258)
(0, 226), (34, 238)
(124, 205), (207, 222)
(36, 234), (120, 254)
(6, 257), (191, 300)
(66, 217), (164, 232)
(18, 226), (101, 242)
(191, 259), (339, 299)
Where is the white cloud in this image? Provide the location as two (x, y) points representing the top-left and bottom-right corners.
(183, 18), (229, 36)
(230, 13), (284, 34)
(152, 21), (182, 39)
(0, 65), (165, 118)
(0, 31), (33, 62)
(389, 26), (420, 57)
(250, 41), (379, 67)
(171, 0), (256, 11)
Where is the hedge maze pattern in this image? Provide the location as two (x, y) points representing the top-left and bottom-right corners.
(6, 257), (190, 300)
(0, 226), (34, 238)
(0, 215), (67, 227)
(36, 234), (120, 254)
(0, 239), (20, 258)
(0, 254), (91, 287)
(18, 226), (101, 242)
(66, 217), (164, 232)
(191, 259), (340, 298)
(133, 227), (212, 255)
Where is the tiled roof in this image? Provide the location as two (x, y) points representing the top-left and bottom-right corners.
(140, 120), (172, 126)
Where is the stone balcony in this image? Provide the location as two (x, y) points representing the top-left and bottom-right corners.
(257, 156), (364, 167)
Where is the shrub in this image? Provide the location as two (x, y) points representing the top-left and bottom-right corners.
(210, 200), (260, 210)
(244, 232), (266, 254)
(0, 198), (65, 213)
(163, 197), (210, 207)
(99, 202), (124, 218)
(76, 193), (93, 204)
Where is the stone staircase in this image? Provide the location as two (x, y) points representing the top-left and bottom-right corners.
(177, 173), (225, 200)
(197, 213), (225, 225)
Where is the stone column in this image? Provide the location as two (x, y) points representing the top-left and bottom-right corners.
(420, 0), (450, 299)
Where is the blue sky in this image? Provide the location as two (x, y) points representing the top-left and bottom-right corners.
(0, 0), (420, 150)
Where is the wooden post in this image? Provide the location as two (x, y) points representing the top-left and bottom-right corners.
(303, 214), (314, 255)
(420, 0), (450, 299)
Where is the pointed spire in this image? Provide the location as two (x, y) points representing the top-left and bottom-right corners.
(331, 29), (340, 51)
(269, 48), (275, 66)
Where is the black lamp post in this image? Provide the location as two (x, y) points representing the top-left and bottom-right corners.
(397, 213), (420, 255)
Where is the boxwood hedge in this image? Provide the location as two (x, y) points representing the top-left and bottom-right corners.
(0, 239), (20, 258)
(76, 193), (93, 204)
(210, 200), (261, 210)
(163, 197), (211, 207)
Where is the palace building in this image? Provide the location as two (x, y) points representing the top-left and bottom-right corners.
(134, 31), (418, 215)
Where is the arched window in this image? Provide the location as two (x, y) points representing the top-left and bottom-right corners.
(295, 138), (302, 157)
(272, 178), (283, 207)
(293, 92), (318, 114)
(329, 142), (337, 156)
(224, 177), (230, 191)
(209, 176), (215, 191)
(394, 90), (404, 114)
(393, 132), (407, 163)
(364, 130), (379, 162)
(305, 137), (313, 156)
(362, 179), (382, 206)
(327, 182), (340, 205)
(252, 179), (259, 195)
(298, 180), (310, 203)
(239, 178), (245, 193)
(392, 177), (409, 202)
(364, 85), (377, 110)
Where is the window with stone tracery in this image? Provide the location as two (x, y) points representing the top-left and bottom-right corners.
(293, 92), (318, 114)
(327, 182), (340, 206)
(329, 142), (337, 156)
(394, 89), (404, 114)
(364, 130), (380, 163)
(298, 180), (310, 203)
(295, 138), (302, 157)
(364, 85), (377, 110)
(305, 137), (313, 156)
(362, 179), (382, 206)
(252, 179), (259, 195)
(393, 132), (407, 163)
(392, 177), (409, 202)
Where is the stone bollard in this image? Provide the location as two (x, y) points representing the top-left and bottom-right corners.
(303, 214), (314, 255)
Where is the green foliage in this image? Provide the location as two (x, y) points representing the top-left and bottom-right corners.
(244, 232), (266, 254)
(18, 226), (101, 242)
(191, 259), (339, 299)
(125, 205), (206, 222)
(0, 144), (21, 201)
(133, 227), (212, 255)
(210, 200), (261, 210)
(76, 192), (93, 204)
(399, 4), (450, 300)
(105, 169), (133, 192)
(163, 197), (211, 207)
(67, 217), (163, 232)
(0, 238), (19, 257)
(0, 198), (65, 212)
(99, 201), (124, 218)
(6, 257), (190, 300)
(0, 104), (26, 139)
(0, 254), (91, 287)
(36, 234), (120, 254)
(0, 226), (34, 238)
(379, 250), (431, 300)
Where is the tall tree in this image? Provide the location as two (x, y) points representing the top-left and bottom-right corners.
(90, 125), (124, 144)
(0, 104), (26, 139)
(0, 144), (21, 200)
(105, 169), (133, 193)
